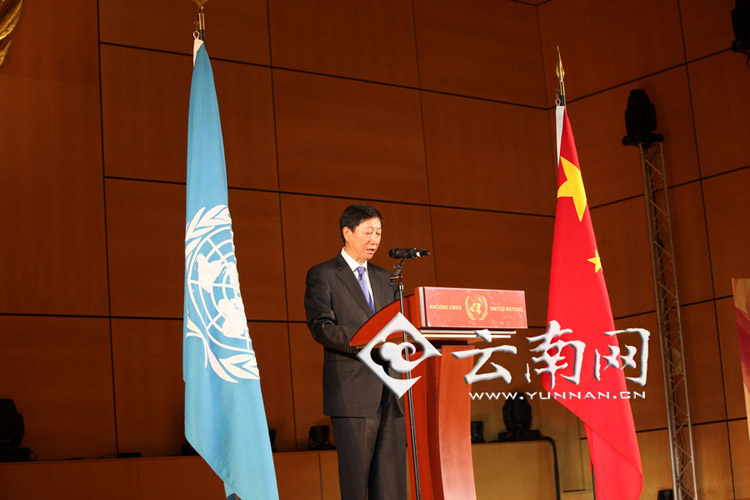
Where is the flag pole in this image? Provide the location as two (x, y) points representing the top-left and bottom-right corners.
(185, 7), (280, 498)
(550, 47), (642, 500)
(554, 48), (598, 500)
(555, 48), (566, 168)
(555, 46), (566, 107)
(193, 0), (208, 41)
(591, 465), (597, 500)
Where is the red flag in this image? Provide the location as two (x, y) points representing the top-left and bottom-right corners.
(545, 107), (643, 499)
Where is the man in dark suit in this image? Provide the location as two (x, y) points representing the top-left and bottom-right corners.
(304, 204), (406, 500)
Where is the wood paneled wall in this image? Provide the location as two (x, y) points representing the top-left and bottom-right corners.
(0, 0), (748, 498)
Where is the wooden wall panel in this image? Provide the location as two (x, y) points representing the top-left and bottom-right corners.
(281, 194), (436, 321)
(729, 419), (750, 498)
(430, 208), (553, 327)
(98, 0), (270, 64)
(589, 198), (654, 318)
(682, 302), (726, 423)
(228, 190), (288, 320)
(414, 0), (545, 106)
(539, 0), (685, 105)
(0, 0), (108, 316)
(101, 46), (278, 190)
(472, 441), (556, 500)
(111, 319), (184, 457)
(422, 92), (555, 215)
(716, 297), (748, 420)
(635, 430), (674, 500)
(581, 430), (675, 496)
(281, 195), (349, 323)
(669, 182), (714, 305)
(319, 450), (341, 500)
(693, 422), (734, 499)
(113, 319), (294, 455)
(562, 493), (593, 500)
(106, 180), (287, 320)
(274, 452), (323, 500)
(134, 456), (224, 498)
(100, 46), (189, 183)
(703, 168), (750, 297)
(680, 0), (736, 61)
(268, 0), (418, 86)
(106, 179), (185, 318)
(210, 61), (278, 191)
(0, 316), (115, 461)
(250, 323), (296, 452)
(0, 460), (140, 500)
(614, 313), (667, 431)
(0, 457), (228, 500)
(273, 71), (428, 203)
(289, 324), (330, 451)
(690, 53), (750, 177)
(565, 67), (700, 207)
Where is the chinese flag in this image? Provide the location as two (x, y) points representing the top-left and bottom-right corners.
(547, 107), (643, 499)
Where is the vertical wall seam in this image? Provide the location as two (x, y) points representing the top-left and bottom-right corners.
(676, 0), (737, 496)
(409, 0), (440, 286)
(95, 0), (119, 456)
(264, 0), (299, 451)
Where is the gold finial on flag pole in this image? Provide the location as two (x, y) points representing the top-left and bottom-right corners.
(555, 46), (566, 106)
(193, 0), (208, 41)
(0, 0), (24, 68)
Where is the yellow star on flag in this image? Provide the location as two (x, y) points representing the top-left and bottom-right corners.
(588, 250), (602, 273)
(558, 156), (588, 221)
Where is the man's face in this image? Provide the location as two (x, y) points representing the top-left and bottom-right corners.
(343, 217), (382, 265)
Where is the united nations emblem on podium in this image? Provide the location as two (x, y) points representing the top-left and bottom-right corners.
(465, 293), (489, 321)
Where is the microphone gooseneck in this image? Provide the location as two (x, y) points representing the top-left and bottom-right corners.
(388, 248), (430, 259)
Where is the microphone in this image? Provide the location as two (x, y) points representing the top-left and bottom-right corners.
(388, 248), (430, 259)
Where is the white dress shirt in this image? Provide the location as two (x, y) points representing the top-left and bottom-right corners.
(340, 248), (375, 301)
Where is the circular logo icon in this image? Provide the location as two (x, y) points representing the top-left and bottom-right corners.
(465, 293), (489, 321)
(185, 205), (259, 383)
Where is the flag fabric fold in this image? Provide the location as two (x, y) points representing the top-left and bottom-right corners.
(547, 105), (643, 500)
(183, 38), (278, 500)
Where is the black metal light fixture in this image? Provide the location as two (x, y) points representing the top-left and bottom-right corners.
(622, 89), (664, 148)
(470, 420), (485, 444)
(0, 399), (30, 462)
(307, 425), (334, 451)
(498, 397), (539, 442)
(268, 428), (277, 452)
(732, 0), (750, 55)
(497, 398), (560, 499)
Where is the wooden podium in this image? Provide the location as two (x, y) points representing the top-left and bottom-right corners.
(350, 287), (528, 500)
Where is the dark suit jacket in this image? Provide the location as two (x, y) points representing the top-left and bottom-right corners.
(304, 253), (400, 417)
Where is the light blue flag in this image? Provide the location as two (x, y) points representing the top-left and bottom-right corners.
(183, 39), (279, 500)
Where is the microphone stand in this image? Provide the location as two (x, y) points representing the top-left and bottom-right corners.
(390, 257), (421, 500)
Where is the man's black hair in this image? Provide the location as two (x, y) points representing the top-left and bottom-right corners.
(339, 204), (383, 243)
